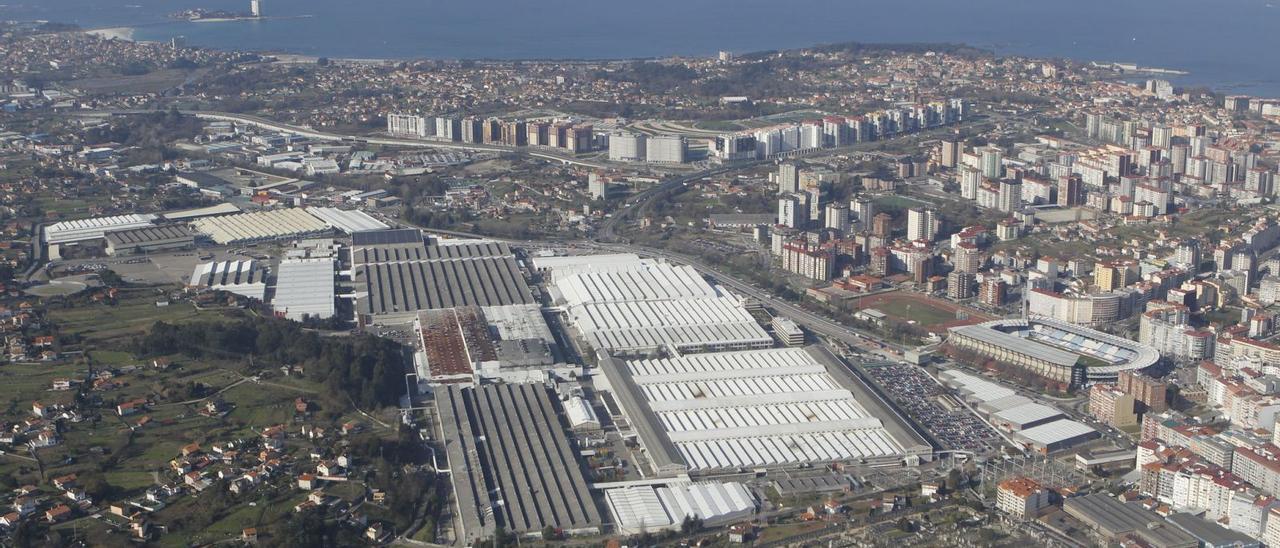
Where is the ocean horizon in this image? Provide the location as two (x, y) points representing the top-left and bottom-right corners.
(5, 0), (1280, 97)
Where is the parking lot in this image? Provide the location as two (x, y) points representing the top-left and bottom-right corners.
(862, 362), (1003, 454)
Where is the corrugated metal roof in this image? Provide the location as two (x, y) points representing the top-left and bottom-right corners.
(272, 258), (335, 321)
(305, 207), (389, 233)
(45, 214), (158, 245)
(991, 402), (1064, 428)
(1015, 419), (1096, 446)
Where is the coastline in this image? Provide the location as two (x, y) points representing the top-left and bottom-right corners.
(64, 21), (1280, 98)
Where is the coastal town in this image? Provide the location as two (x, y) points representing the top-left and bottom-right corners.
(0, 10), (1279, 547)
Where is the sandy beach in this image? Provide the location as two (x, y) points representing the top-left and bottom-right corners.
(85, 27), (135, 41)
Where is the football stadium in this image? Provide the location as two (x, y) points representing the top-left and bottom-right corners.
(946, 316), (1159, 387)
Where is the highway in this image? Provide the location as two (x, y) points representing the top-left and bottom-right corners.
(101, 109), (622, 169)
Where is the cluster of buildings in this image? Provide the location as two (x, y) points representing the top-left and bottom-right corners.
(387, 113), (598, 152)
(1087, 369), (1168, 429)
(938, 369), (1098, 454)
(939, 108), (1280, 224)
(754, 160), (946, 284)
(711, 99), (966, 161)
(606, 132), (689, 164)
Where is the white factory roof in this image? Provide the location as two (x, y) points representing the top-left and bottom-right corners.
(1015, 419), (1096, 447)
(532, 253), (650, 282)
(553, 259), (770, 353)
(991, 402), (1065, 429)
(556, 263), (719, 306)
(191, 208), (330, 244)
(571, 298), (771, 353)
(272, 258), (336, 321)
(658, 482), (754, 524)
(44, 214), (158, 245)
(531, 253), (643, 271)
(976, 394), (1033, 415)
(938, 369), (1017, 403)
(564, 396), (600, 429)
(606, 487), (673, 533)
(607, 482), (755, 535)
(189, 260), (267, 300)
(621, 348), (904, 472)
(305, 207), (389, 234)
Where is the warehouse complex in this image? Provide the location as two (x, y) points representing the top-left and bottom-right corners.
(353, 236), (534, 322)
(946, 316), (1159, 387)
(435, 383), (603, 544)
(1063, 493), (1199, 546)
(548, 258), (771, 356)
(530, 253), (650, 283)
(598, 346), (931, 475)
(46, 206), (383, 255)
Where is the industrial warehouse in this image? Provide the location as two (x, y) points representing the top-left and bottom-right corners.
(43, 213), (161, 258)
(939, 370), (1099, 454)
(945, 316), (1160, 387)
(304, 206), (389, 234)
(598, 346), (932, 475)
(188, 259), (269, 300)
(103, 225), (196, 256)
(353, 237), (534, 322)
(604, 482), (757, 535)
(549, 258), (772, 355)
(412, 303), (563, 385)
(191, 207), (331, 244)
(435, 383), (603, 544)
(271, 257), (337, 321)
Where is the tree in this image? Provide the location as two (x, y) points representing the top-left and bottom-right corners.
(98, 269), (124, 287)
(680, 515), (704, 534)
(897, 517), (915, 533)
(278, 507), (332, 547)
(79, 472), (115, 500)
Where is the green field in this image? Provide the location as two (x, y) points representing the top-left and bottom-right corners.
(47, 290), (219, 342)
(875, 299), (957, 326)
